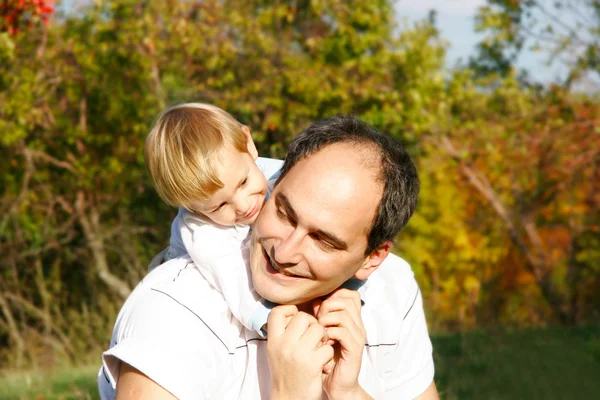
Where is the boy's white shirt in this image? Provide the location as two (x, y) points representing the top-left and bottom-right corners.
(166, 157), (283, 333)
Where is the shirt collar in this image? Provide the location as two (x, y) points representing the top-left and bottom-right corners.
(340, 277), (368, 306)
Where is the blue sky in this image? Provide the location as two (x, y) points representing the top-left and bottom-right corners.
(394, 0), (567, 83)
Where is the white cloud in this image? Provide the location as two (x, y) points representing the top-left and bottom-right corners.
(395, 0), (486, 17)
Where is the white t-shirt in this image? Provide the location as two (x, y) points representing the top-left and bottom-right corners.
(98, 254), (434, 399)
(164, 157), (283, 333)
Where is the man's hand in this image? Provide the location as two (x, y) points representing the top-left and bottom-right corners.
(314, 289), (372, 400)
(267, 305), (334, 400)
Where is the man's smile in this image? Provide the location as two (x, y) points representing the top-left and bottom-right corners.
(262, 247), (306, 280)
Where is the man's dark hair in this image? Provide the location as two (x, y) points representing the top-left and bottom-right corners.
(276, 115), (420, 255)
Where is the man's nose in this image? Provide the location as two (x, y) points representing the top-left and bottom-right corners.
(273, 228), (303, 265)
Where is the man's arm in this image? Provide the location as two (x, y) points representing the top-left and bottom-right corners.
(414, 382), (439, 400)
(116, 363), (177, 400)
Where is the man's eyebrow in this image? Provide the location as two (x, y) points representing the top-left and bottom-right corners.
(276, 192), (348, 251)
(313, 228), (348, 251)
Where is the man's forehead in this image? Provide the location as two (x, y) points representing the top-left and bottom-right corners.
(290, 143), (379, 173)
(281, 144), (381, 192)
(275, 146), (381, 244)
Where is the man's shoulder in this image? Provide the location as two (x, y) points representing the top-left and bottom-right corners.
(362, 253), (422, 341)
(112, 258), (207, 331)
(101, 259), (237, 399)
(107, 257), (240, 361)
(369, 253), (419, 301)
(141, 256), (197, 285)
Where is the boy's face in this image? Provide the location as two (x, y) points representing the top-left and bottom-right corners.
(190, 141), (267, 227)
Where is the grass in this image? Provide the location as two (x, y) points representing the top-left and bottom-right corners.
(1, 324), (599, 399)
(0, 365), (100, 400)
(433, 324), (600, 399)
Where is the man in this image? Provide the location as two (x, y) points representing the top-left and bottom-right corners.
(99, 116), (438, 399)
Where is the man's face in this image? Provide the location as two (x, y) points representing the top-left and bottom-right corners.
(250, 143), (385, 305)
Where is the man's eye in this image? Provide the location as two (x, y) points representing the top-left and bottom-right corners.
(276, 208), (287, 220)
(314, 236), (335, 251)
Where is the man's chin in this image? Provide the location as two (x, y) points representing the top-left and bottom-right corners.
(252, 276), (303, 305)
(253, 280), (293, 304)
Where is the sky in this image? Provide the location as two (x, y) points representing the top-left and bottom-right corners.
(394, 0), (567, 83)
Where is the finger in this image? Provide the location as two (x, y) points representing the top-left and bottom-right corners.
(320, 326), (330, 345)
(319, 291), (362, 318)
(322, 358), (335, 375)
(326, 288), (362, 309)
(300, 323), (327, 350)
(267, 305), (298, 338)
(317, 297), (364, 335)
(314, 343), (335, 367)
(284, 311), (319, 342)
(323, 326), (365, 355)
(319, 311), (364, 346)
(312, 298), (323, 317)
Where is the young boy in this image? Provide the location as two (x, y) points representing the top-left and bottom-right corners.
(144, 102), (282, 334)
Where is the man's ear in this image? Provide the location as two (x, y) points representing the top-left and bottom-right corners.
(354, 240), (392, 281)
(242, 125), (258, 160)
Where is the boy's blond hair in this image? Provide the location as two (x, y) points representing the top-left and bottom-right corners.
(145, 103), (249, 210)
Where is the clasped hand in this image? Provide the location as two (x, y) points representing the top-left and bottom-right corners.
(267, 289), (367, 400)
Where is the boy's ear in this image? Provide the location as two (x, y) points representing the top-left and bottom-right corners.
(242, 125), (258, 160)
(354, 240), (391, 281)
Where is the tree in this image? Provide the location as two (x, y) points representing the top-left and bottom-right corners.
(0, 0), (450, 368)
(1, 0), (54, 35)
(470, 0), (600, 88)
(430, 73), (599, 325)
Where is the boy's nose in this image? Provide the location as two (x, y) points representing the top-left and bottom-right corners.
(234, 197), (250, 215)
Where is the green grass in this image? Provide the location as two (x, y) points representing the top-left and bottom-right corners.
(433, 324), (600, 400)
(0, 365), (100, 400)
(1, 324), (599, 399)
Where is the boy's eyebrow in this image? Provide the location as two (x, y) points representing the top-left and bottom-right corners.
(275, 193), (348, 251)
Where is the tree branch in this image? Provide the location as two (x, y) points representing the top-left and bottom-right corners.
(75, 191), (131, 300)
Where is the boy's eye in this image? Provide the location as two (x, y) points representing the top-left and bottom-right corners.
(214, 203), (226, 212)
(241, 177), (248, 186)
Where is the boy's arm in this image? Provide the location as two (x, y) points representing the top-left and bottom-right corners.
(182, 218), (270, 333)
(167, 207), (188, 259)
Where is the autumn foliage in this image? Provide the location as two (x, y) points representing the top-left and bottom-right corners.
(0, 0), (598, 369)
(1, 0), (54, 35)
